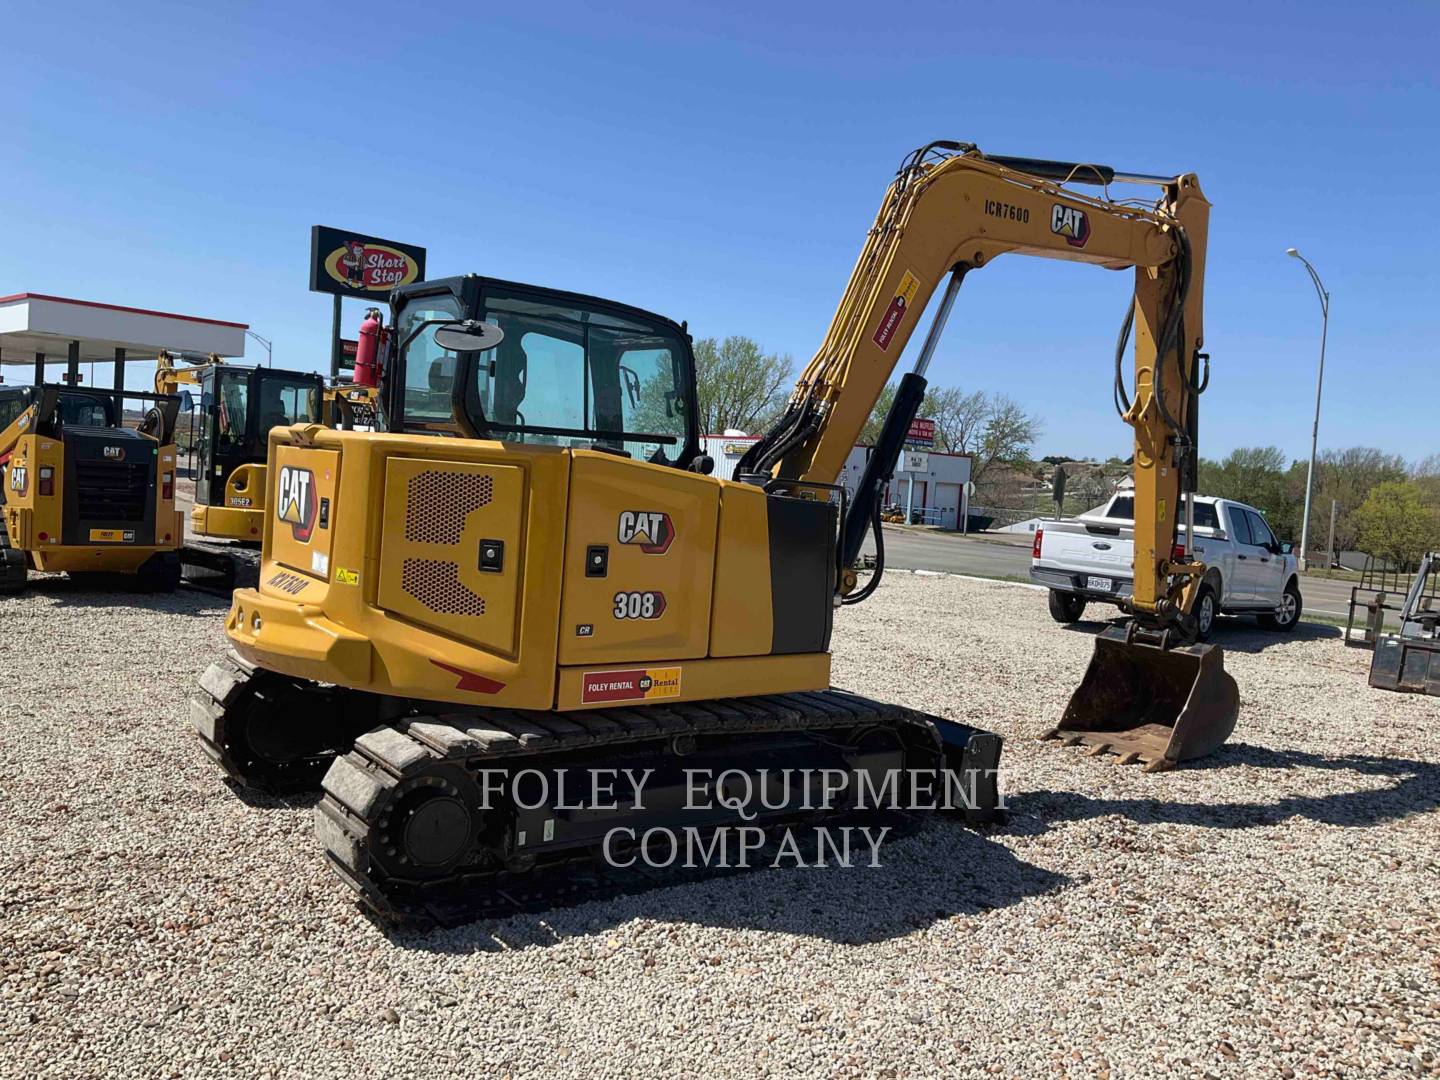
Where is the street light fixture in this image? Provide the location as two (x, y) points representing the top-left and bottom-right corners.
(245, 329), (273, 368)
(1286, 247), (1330, 571)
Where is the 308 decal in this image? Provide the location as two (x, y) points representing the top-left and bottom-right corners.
(613, 590), (666, 620)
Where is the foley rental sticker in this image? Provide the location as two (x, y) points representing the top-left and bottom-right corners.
(581, 667), (682, 705)
(871, 268), (921, 351)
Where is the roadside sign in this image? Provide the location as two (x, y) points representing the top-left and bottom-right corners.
(309, 226), (426, 300)
(898, 451), (929, 473)
(906, 417), (935, 448)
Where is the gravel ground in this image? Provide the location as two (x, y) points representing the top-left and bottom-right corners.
(2, 571), (1437, 1079)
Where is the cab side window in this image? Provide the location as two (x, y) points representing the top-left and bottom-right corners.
(0, 396), (24, 431)
(1228, 506), (1254, 546)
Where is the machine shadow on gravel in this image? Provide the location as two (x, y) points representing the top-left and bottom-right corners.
(1011, 744), (1440, 831)
(1059, 615), (1341, 653)
(221, 778), (322, 810)
(391, 819), (1067, 954)
(16, 576), (231, 617)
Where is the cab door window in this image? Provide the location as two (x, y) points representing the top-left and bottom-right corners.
(215, 372), (250, 452)
(398, 295), (464, 428)
(1245, 510), (1278, 551)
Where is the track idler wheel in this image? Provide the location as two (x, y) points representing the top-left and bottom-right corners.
(367, 767), (489, 884)
(191, 655), (373, 794)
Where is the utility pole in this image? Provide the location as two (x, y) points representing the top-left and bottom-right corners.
(1326, 499), (1338, 571)
(1286, 247), (1330, 572)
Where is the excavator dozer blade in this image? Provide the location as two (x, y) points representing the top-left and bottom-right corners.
(1043, 625), (1238, 772)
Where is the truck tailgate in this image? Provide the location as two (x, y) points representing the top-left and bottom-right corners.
(1037, 520), (1134, 578)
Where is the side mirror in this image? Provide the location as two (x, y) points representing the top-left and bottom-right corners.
(1212, 529), (1227, 542)
(1280, 541), (1294, 555)
(434, 320), (505, 353)
(178, 389), (195, 411)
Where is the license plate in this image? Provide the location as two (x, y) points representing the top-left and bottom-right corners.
(1086, 575), (1112, 591)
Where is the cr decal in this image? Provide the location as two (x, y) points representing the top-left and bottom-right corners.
(617, 510), (675, 554)
(276, 466), (318, 542)
(8, 465), (27, 495)
(613, 590), (666, 620)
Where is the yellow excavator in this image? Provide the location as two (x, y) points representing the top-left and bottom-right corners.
(156, 354), (374, 586)
(193, 142), (1237, 920)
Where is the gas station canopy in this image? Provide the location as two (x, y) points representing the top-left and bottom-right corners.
(0, 292), (247, 386)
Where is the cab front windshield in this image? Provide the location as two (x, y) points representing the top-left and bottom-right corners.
(399, 288), (692, 465)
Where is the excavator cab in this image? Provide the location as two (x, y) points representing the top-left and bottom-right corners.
(192, 365), (325, 522)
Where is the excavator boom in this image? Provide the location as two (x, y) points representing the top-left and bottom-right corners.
(741, 142), (1236, 769)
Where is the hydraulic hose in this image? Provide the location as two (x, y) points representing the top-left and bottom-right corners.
(841, 499), (885, 606)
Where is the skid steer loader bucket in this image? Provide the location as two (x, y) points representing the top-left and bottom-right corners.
(1043, 624), (1238, 772)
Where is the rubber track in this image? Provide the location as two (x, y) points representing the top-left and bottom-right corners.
(316, 690), (944, 925)
(190, 651), (260, 784)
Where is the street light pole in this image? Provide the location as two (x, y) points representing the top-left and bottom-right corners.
(1286, 247), (1329, 571)
(245, 329), (274, 368)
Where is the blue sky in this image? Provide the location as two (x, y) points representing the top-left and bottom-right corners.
(4, 1), (1437, 463)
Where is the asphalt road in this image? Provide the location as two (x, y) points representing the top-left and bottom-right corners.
(864, 525), (1381, 626)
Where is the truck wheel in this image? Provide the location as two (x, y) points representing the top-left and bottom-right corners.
(1192, 583), (1218, 643)
(1258, 580), (1302, 632)
(1047, 590), (1087, 623)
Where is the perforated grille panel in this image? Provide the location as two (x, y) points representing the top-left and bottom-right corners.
(401, 558), (487, 616)
(404, 472), (494, 545)
(380, 457), (521, 655)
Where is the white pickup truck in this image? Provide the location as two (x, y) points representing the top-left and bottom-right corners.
(1030, 493), (1303, 640)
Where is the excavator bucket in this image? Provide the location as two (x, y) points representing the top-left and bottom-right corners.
(1043, 625), (1238, 772)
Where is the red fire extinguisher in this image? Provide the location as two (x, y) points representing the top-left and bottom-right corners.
(354, 307), (387, 388)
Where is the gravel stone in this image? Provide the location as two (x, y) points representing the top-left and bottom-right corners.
(1, 571), (1437, 1078)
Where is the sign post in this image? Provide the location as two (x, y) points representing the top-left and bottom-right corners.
(896, 450), (929, 525)
(309, 226), (427, 379)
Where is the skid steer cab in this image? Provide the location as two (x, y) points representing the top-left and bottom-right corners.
(0, 384), (184, 593)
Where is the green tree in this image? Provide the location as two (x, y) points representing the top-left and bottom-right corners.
(859, 383), (1040, 483)
(974, 395), (1041, 483)
(859, 383), (898, 445)
(1196, 446), (1301, 539)
(692, 336), (794, 435)
(1412, 453), (1440, 507)
(1353, 481), (1439, 567)
(1312, 447), (1408, 552)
